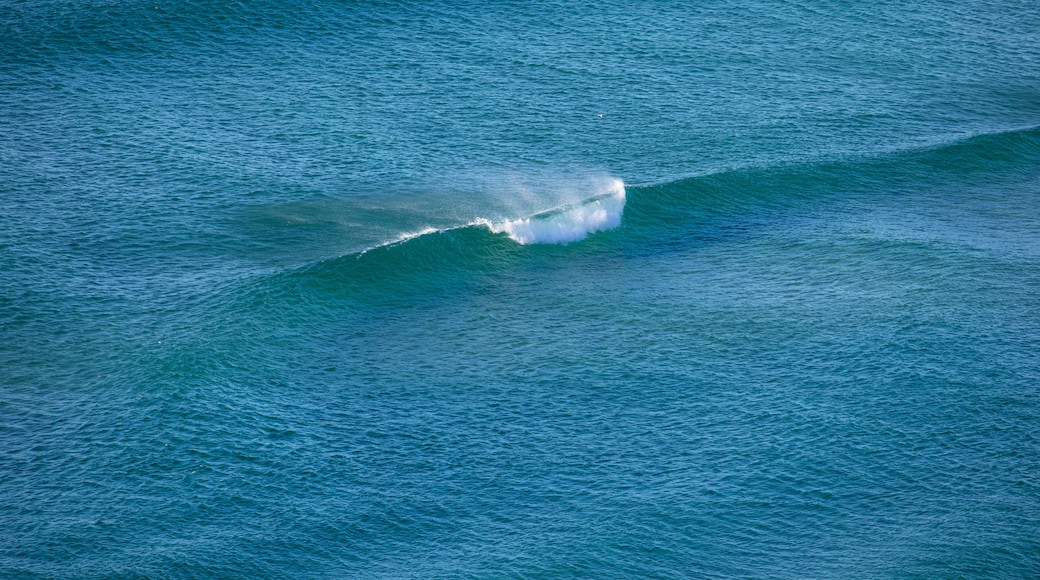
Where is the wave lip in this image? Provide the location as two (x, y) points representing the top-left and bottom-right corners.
(487, 178), (626, 245)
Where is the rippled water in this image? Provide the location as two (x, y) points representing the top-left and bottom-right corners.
(2, 1), (1040, 577)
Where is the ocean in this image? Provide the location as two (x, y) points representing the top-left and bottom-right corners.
(2, 1), (1039, 577)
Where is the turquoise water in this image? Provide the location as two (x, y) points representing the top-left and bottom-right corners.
(3, 1), (1040, 577)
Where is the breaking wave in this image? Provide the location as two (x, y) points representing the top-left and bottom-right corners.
(266, 124), (1040, 306)
(483, 178), (626, 245)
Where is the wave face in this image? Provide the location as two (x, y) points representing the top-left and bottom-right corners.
(255, 124), (1040, 296)
(260, 126), (1040, 312)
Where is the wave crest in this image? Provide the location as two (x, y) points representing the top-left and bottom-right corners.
(486, 178), (626, 244)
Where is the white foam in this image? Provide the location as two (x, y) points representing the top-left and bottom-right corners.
(356, 226), (441, 256)
(389, 226), (440, 245)
(487, 178), (626, 245)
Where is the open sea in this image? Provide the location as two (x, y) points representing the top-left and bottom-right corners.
(3, 1), (1040, 577)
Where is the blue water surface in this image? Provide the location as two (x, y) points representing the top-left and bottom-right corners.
(2, 1), (1040, 577)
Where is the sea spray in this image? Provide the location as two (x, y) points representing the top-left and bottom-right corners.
(487, 178), (626, 244)
(360, 177), (627, 252)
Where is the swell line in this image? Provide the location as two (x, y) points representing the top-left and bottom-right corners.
(248, 124), (1040, 308)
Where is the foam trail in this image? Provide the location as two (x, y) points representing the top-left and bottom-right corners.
(489, 179), (626, 244)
